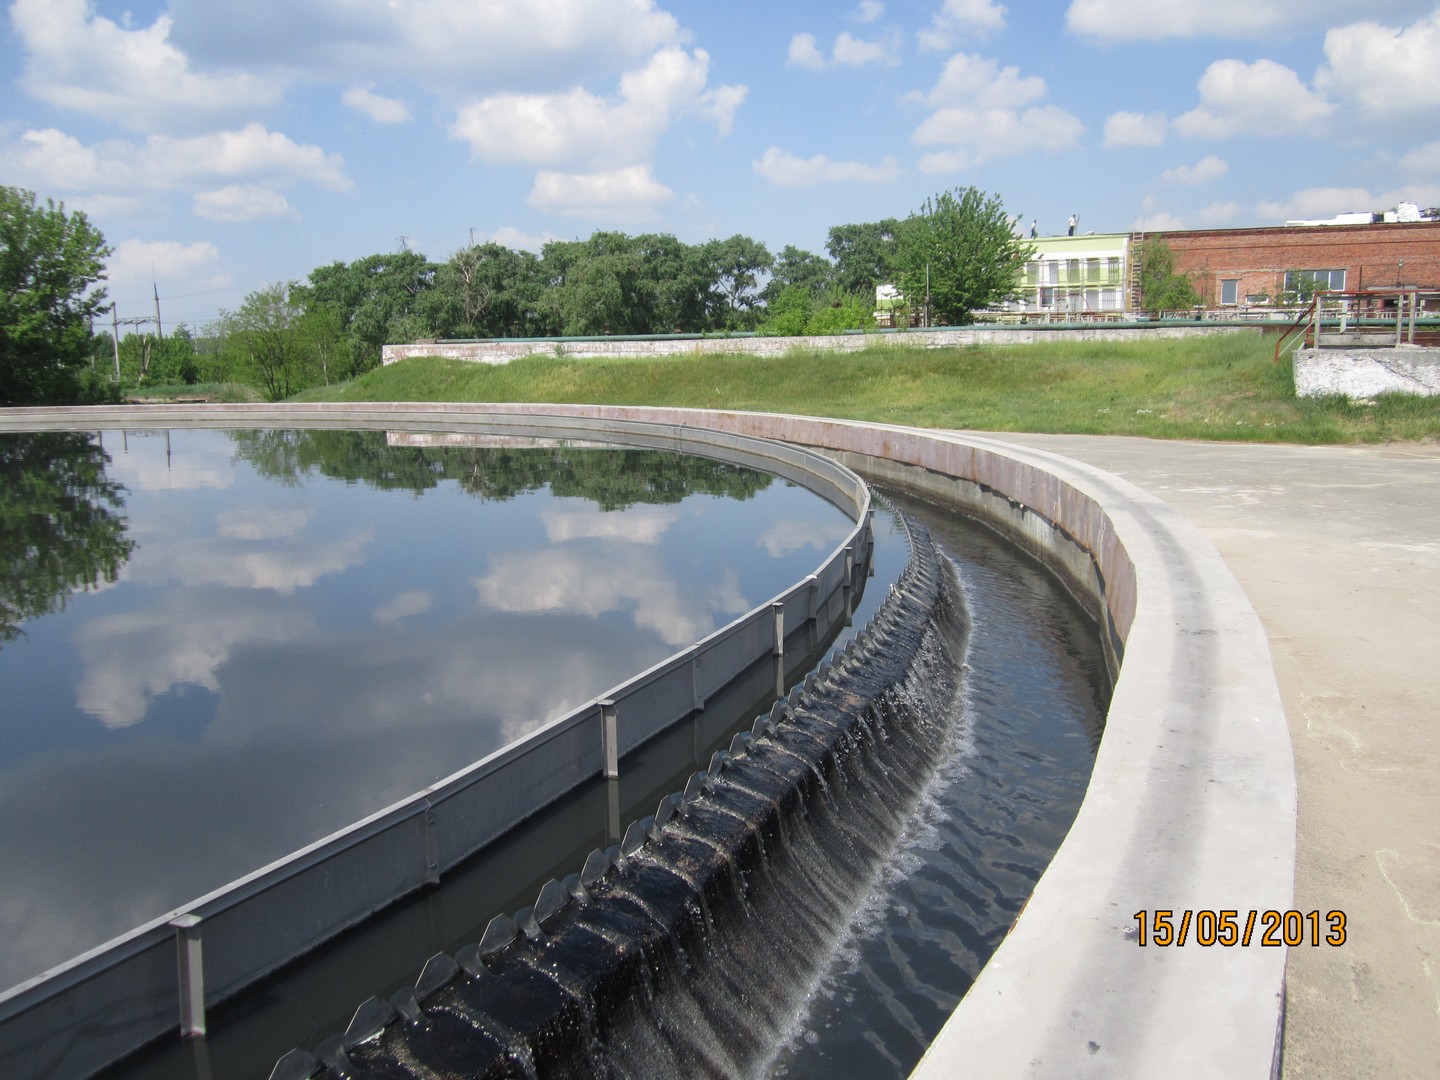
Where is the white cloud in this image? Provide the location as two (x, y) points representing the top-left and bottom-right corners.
(832, 31), (902, 68)
(147, 532), (375, 595)
(73, 596), (314, 728)
(216, 507), (312, 541)
(8, 124), (351, 200)
(1190, 201), (1244, 227)
(527, 165), (675, 219)
(165, 0), (684, 94)
(106, 239), (229, 303)
(1316, 11), (1440, 116)
(1256, 186), (1393, 223)
(158, 125), (352, 190)
(1399, 141), (1440, 176)
(913, 106), (1084, 172)
(541, 504), (681, 544)
(474, 545), (748, 648)
(10, 0), (280, 132)
(193, 185), (298, 222)
(488, 225), (563, 252)
(908, 53), (1079, 171)
(1103, 110), (1168, 148)
(1065, 0), (1388, 42)
(450, 46), (742, 166)
(919, 0), (1008, 51)
(854, 1), (886, 24)
(1162, 154), (1229, 185)
(371, 590), (434, 626)
(1173, 59), (1334, 139)
(757, 519), (852, 558)
(342, 85), (413, 124)
(788, 30), (900, 70)
(916, 53), (1046, 109)
(753, 147), (902, 186)
(788, 33), (828, 71)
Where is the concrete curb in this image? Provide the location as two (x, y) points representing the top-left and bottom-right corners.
(0, 403), (1296, 1078)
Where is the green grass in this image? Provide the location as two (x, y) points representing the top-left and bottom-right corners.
(290, 334), (1440, 444)
(122, 381), (265, 404)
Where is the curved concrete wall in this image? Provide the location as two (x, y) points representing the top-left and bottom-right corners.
(370, 402), (1295, 1080)
(0, 403), (1296, 1079)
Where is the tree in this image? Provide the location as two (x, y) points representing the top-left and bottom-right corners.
(430, 243), (545, 339)
(1, 431), (135, 645)
(295, 250), (438, 376)
(825, 219), (901, 297)
(1137, 237), (1201, 314)
(1, 186), (113, 405)
(216, 283), (319, 401)
(892, 188), (1032, 326)
(763, 245), (835, 305)
(698, 235), (773, 329)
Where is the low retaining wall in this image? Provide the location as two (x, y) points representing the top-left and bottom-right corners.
(1294, 346), (1440, 397)
(382, 324), (1256, 366)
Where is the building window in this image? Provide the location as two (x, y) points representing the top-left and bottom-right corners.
(1220, 279), (1240, 305)
(1284, 268), (1347, 296)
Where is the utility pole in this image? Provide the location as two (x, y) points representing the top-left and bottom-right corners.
(153, 280), (163, 340)
(109, 305), (160, 383)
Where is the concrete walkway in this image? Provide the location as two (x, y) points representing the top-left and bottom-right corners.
(996, 434), (1440, 1079)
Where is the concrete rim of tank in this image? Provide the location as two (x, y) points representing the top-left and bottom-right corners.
(1, 402), (1295, 1080)
(347, 401), (1295, 1080)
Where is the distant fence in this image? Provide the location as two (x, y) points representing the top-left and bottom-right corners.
(0, 408), (874, 1080)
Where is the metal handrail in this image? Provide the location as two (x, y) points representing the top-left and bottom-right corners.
(1273, 296), (1320, 364)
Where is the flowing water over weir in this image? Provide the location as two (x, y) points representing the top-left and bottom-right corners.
(274, 513), (963, 1080)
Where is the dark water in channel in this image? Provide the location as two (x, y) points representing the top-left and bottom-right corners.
(763, 485), (1108, 1079)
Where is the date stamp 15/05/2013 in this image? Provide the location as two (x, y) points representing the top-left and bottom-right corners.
(1130, 909), (1347, 948)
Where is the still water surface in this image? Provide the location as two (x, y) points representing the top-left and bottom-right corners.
(0, 428), (853, 991)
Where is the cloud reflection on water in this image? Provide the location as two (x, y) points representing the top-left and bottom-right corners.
(2, 430), (853, 990)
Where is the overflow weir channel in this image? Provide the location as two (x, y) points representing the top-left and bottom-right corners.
(274, 514), (961, 1080)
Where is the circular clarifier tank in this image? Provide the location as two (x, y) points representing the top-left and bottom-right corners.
(0, 425), (860, 993)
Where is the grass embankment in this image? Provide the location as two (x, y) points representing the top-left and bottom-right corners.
(292, 334), (1440, 444)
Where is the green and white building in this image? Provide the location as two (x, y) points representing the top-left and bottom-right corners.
(1001, 233), (1132, 317)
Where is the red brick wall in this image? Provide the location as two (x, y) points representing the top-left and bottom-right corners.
(1150, 223), (1440, 306)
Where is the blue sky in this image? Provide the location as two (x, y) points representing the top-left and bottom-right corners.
(3, 0), (1439, 331)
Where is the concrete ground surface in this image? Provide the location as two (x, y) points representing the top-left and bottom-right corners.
(994, 434), (1440, 1080)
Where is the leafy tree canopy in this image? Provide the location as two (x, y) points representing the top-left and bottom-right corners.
(0, 431), (135, 645)
(0, 186), (112, 405)
(892, 188), (1032, 326)
(825, 220), (901, 298)
(1138, 237), (1201, 313)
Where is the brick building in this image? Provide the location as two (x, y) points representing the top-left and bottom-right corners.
(1139, 220), (1440, 311)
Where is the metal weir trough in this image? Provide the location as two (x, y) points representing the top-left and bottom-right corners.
(275, 515), (960, 1080)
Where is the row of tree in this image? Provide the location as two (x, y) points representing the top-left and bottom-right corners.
(3, 182), (1036, 405)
